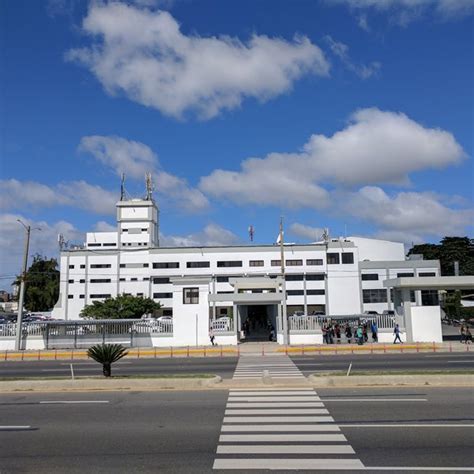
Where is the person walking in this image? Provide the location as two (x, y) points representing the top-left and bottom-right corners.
(465, 327), (472, 344)
(345, 324), (352, 344)
(460, 324), (467, 344)
(209, 328), (216, 346)
(393, 324), (402, 344)
(357, 326), (364, 345)
(371, 321), (378, 342)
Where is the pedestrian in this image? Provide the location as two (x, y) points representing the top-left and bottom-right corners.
(345, 324), (352, 344)
(322, 324), (328, 344)
(329, 325), (335, 344)
(465, 327), (472, 344)
(460, 324), (467, 344)
(269, 325), (275, 342)
(371, 321), (378, 342)
(335, 324), (341, 344)
(209, 328), (216, 346)
(393, 324), (402, 344)
(356, 326), (364, 345)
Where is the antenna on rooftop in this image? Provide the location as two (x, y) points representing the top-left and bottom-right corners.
(322, 228), (330, 244)
(120, 173), (126, 201)
(248, 225), (255, 242)
(145, 172), (154, 200)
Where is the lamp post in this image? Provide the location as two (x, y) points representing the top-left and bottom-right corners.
(15, 220), (40, 350)
(279, 217), (288, 345)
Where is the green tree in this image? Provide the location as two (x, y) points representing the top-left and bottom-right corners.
(80, 294), (161, 319)
(14, 255), (59, 311)
(87, 344), (128, 377)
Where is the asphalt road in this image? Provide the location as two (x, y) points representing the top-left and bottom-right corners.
(0, 387), (473, 473)
(0, 352), (473, 379)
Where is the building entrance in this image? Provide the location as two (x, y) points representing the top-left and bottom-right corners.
(240, 304), (277, 342)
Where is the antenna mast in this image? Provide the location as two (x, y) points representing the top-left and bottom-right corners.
(145, 172), (154, 200)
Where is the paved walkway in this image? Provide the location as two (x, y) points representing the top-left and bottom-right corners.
(233, 354), (306, 380)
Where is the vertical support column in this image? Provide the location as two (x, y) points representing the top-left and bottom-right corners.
(212, 276), (216, 321)
(401, 288), (414, 343)
(386, 268), (392, 311)
(303, 274), (308, 316)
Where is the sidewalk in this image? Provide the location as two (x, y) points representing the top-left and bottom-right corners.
(0, 341), (471, 361)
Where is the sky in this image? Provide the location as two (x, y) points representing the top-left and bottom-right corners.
(1, 0), (473, 290)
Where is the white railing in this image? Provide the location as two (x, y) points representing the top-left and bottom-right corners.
(211, 318), (234, 332)
(288, 316), (321, 332)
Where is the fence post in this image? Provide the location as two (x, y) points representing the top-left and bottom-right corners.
(433, 341), (436, 353)
(383, 344), (386, 353)
(220, 345), (223, 357)
(170, 346), (173, 358)
(262, 345), (265, 356)
(137, 347), (140, 359)
(449, 342), (452, 353)
(204, 346), (206, 357)
(4, 350), (7, 361)
(187, 345), (190, 357)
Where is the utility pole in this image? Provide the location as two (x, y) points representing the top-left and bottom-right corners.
(15, 220), (31, 351)
(279, 217), (288, 345)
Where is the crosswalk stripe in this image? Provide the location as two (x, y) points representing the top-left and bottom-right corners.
(216, 445), (356, 454)
(225, 409), (329, 415)
(219, 433), (348, 442)
(230, 387), (314, 391)
(213, 458), (365, 470)
(226, 402), (325, 407)
(223, 416), (334, 423)
(228, 396), (321, 402)
(221, 424), (341, 432)
(228, 391), (315, 396)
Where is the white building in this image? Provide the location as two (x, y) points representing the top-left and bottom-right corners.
(51, 195), (440, 345)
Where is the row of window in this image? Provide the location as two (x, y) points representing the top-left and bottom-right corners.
(87, 243), (116, 247)
(152, 259), (325, 269)
(327, 253), (354, 265)
(361, 271), (436, 281)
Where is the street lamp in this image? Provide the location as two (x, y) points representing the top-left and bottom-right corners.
(15, 220), (40, 351)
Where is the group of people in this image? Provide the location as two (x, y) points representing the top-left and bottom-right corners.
(322, 321), (379, 345)
(460, 324), (473, 344)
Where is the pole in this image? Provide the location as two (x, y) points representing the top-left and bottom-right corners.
(15, 224), (31, 351)
(280, 217), (288, 345)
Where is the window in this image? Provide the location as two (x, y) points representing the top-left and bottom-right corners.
(137, 293), (143, 297)
(271, 260), (281, 266)
(143, 277), (149, 281)
(341, 253), (354, 264)
(306, 274), (325, 281)
(287, 290), (304, 296)
(249, 260), (264, 267)
(217, 261), (242, 267)
(286, 259), (303, 266)
(103, 243), (116, 247)
(390, 289), (416, 303)
(90, 264), (111, 269)
(153, 292), (172, 299)
(80, 279), (85, 283)
(307, 289), (325, 295)
(421, 290), (439, 306)
(397, 272), (414, 277)
(143, 263), (149, 268)
(68, 279), (74, 284)
(153, 277), (170, 284)
(187, 261), (210, 268)
(90, 279), (111, 283)
(216, 276), (229, 282)
(88, 243), (101, 247)
(306, 259), (323, 266)
(217, 291), (233, 294)
(90, 294), (111, 299)
(285, 274), (304, 281)
(68, 295), (74, 299)
(79, 295), (85, 299)
(80, 264), (85, 269)
(327, 253), (340, 265)
(120, 264), (125, 268)
(153, 262), (179, 269)
(363, 289), (388, 303)
(69, 265), (75, 269)
(419, 272), (436, 277)
(131, 278), (138, 282)
(119, 278), (125, 282)
(361, 274), (379, 281)
(183, 287), (199, 304)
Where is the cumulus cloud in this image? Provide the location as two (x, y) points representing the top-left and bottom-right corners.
(66, 3), (330, 119)
(160, 223), (241, 247)
(79, 135), (209, 212)
(93, 221), (116, 232)
(324, 35), (380, 79)
(289, 223), (325, 241)
(330, 0), (474, 25)
(0, 179), (117, 215)
(337, 186), (474, 242)
(200, 108), (465, 208)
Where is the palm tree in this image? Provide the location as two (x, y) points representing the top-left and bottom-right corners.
(87, 344), (128, 377)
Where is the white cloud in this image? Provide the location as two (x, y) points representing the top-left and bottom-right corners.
(324, 35), (380, 79)
(93, 221), (116, 232)
(66, 3), (330, 119)
(200, 108), (465, 208)
(0, 179), (117, 215)
(338, 186), (474, 242)
(289, 223), (325, 241)
(160, 223), (240, 247)
(330, 0), (474, 25)
(0, 213), (84, 290)
(79, 135), (209, 212)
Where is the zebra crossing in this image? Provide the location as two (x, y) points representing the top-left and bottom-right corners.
(213, 388), (364, 470)
(232, 354), (306, 380)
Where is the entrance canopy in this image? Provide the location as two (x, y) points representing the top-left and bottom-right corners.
(384, 275), (474, 291)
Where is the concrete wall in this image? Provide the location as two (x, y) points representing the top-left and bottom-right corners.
(289, 333), (323, 345)
(407, 306), (443, 343)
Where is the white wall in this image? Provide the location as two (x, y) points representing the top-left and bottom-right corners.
(289, 333), (323, 345)
(406, 306), (443, 343)
(349, 237), (405, 261)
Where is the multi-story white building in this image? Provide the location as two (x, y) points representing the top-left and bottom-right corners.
(52, 195), (440, 341)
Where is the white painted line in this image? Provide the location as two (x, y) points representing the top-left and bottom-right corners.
(221, 424), (340, 432)
(223, 416), (334, 423)
(230, 388), (314, 391)
(341, 424), (474, 428)
(0, 426), (32, 430)
(226, 402), (325, 407)
(228, 391), (315, 396)
(322, 398), (427, 402)
(447, 360), (474, 363)
(225, 409), (329, 415)
(219, 433), (347, 442)
(228, 396), (320, 402)
(365, 468), (474, 471)
(216, 445), (355, 454)
(213, 458), (365, 470)
(39, 400), (110, 404)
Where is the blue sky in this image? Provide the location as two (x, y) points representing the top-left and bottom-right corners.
(1, 0), (473, 287)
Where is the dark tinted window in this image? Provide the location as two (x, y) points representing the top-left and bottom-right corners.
(187, 261), (210, 268)
(327, 253), (340, 265)
(361, 274), (379, 281)
(341, 253), (354, 264)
